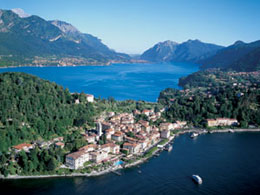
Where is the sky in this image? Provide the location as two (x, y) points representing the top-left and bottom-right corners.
(1, 0), (260, 54)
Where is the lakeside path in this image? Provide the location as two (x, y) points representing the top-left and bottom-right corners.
(2, 128), (260, 180)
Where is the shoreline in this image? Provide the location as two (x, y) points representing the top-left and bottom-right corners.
(0, 61), (149, 69)
(1, 128), (260, 180)
(0, 64), (111, 69)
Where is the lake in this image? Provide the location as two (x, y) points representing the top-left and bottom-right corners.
(1, 132), (260, 195)
(0, 62), (198, 102)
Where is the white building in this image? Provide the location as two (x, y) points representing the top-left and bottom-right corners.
(90, 151), (108, 163)
(159, 123), (174, 131)
(86, 94), (94, 103)
(66, 150), (89, 169)
(111, 131), (124, 142)
(160, 130), (170, 139)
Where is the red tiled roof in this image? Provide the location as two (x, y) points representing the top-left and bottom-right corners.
(13, 143), (32, 150)
(67, 150), (87, 160)
(79, 144), (97, 151)
(55, 142), (64, 146)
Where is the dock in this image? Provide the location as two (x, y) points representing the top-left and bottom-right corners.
(111, 170), (122, 176)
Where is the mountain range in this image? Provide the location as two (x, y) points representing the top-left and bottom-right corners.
(0, 8), (259, 71)
(0, 9), (129, 67)
(140, 39), (224, 63)
(199, 40), (260, 72)
(141, 39), (260, 72)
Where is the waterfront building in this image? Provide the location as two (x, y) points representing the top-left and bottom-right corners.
(207, 118), (238, 127)
(66, 150), (89, 169)
(161, 130), (170, 139)
(160, 123), (174, 131)
(90, 150), (108, 163)
(109, 143), (120, 154)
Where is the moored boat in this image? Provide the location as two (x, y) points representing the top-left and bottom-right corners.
(192, 174), (203, 184)
(164, 144), (173, 152)
(191, 132), (199, 138)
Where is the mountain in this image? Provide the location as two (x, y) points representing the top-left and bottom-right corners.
(200, 40), (260, 71)
(11, 8), (31, 18)
(228, 47), (260, 72)
(140, 39), (224, 63)
(0, 9), (129, 67)
(49, 20), (123, 57)
(140, 40), (178, 62)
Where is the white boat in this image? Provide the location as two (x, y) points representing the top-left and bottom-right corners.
(164, 144), (173, 152)
(192, 174), (203, 184)
(190, 133), (199, 138)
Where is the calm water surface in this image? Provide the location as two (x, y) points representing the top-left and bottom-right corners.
(1, 133), (260, 195)
(0, 63), (198, 101)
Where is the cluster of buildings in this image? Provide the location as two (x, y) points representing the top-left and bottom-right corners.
(12, 136), (64, 153)
(65, 109), (187, 170)
(206, 118), (238, 127)
(66, 143), (120, 169)
(135, 109), (164, 122)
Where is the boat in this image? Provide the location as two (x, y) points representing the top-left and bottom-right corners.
(138, 170), (142, 174)
(190, 132), (199, 138)
(229, 129), (234, 133)
(192, 174), (203, 184)
(164, 144), (173, 152)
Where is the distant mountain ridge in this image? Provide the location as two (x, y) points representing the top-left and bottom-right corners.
(200, 40), (260, 72)
(140, 39), (224, 63)
(0, 9), (129, 67)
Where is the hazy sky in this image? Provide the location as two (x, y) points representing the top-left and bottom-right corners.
(1, 0), (260, 54)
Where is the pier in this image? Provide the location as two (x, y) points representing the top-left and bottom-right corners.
(111, 170), (122, 176)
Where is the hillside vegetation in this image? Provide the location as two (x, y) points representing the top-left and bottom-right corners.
(0, 72), (95, 151)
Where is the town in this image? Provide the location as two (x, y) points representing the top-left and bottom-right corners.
(9, 93), (240, 174)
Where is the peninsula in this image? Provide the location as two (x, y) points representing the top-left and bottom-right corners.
(0, 68), (259, 179)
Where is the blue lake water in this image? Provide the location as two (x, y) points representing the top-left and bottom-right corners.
(0, 63), (198, 102)
(1, 132), (260, 195)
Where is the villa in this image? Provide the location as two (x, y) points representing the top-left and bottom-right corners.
(90, 150), (108, 164)
(54, 142), (64, 149)
(123, 142), (141, 154)
(86, 94), (94, 103)
(160, 123), (174, 131)
(12, 143), (33, 153)
(207, 118), (239, 127)
(66, 150), (89, 169)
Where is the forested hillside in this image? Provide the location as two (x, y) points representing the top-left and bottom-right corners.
(159, 70), (260, 127)
(0, 72), (95, 151)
